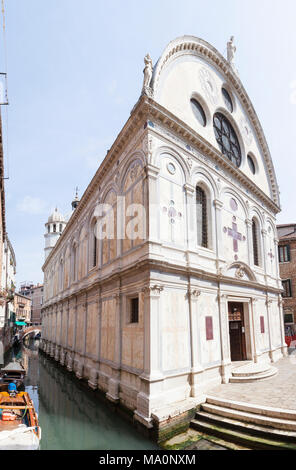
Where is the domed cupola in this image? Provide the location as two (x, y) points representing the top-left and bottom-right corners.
(47, 207), (65, 224)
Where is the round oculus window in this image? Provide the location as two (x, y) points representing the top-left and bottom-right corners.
(167, 162), (176, 175)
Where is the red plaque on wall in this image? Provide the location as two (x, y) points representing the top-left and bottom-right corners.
(206, 316), (213, 340)
(260, 316), (265, 334)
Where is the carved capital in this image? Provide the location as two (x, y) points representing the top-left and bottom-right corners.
(142, 285), (164, 296)
(245, 218), (252, 227)
(188, 289), (201, 300)
(183, 183), (195, 195)
(214, 199), (223, 210)
(145, 163), (159, 179)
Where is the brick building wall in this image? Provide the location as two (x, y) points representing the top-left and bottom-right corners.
(19, 283), (43, 325)
(277, 224), (296, 335)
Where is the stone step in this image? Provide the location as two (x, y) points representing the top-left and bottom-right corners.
(229, 366), (278, 383)
(206, 395), (296, 421)
(231, 363), (272, 377)
(196, 410), (296, 442)
(191, 419), (296, 450)
(201, 403), (296, 431)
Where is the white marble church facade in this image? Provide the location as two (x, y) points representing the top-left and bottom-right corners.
(40, 36), (287, 439)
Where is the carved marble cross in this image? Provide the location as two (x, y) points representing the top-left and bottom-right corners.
(225, 222), (243, 253)
(163, 200), (182, 224)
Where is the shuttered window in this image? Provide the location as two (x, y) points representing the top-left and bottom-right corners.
(282, 279), (292, 298)
(278, 245), (290, 263)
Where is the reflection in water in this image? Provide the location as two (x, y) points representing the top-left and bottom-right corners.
(3, 339), (157, 450)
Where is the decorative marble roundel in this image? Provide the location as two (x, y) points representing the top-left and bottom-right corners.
(167, 162), (176, 175)
(240, 116), (253, 146)
(199, 67), (218, 106)
(230, 198), (238, 211)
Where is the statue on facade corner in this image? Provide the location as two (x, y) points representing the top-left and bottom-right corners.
(142, 53), (153, 96)
(227, 36), (238, 74)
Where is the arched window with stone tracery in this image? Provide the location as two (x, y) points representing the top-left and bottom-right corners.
(196, 186), (208, 248)
(72, 244), (77, 281)
(90, 218), (98, 269)
(252, 218), (260, 266)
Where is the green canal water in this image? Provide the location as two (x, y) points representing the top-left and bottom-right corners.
(3, 339), (157, 450)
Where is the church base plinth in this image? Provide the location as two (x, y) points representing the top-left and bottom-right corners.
(151, 400), (199, 443)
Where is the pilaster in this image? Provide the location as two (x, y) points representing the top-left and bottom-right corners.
(134, 284), (164, 428)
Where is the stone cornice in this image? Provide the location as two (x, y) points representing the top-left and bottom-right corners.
(42, 254), (283, 310)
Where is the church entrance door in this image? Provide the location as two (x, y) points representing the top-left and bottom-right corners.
(228, 302), (246, 361)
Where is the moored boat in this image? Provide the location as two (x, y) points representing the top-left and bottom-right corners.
(0, 361), (26, 392)
(0, 390), (41, 450)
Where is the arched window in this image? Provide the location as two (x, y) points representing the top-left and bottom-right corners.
(247, 154), (256, 175)
(190, 98), (206, 127)
(222, 88), (233, 113)
(213, 113), (241, 167)
(59, 260), (64, 291)
(72, 244), (77, 281)
(196, 186), (208, 248)
(90, 219), (98, 268)
(252, 218), (260, 266)
(53, 224), (56, 233)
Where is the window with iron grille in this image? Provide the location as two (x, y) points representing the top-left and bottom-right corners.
(282, 279), (292, 298)
(278, 245), (290, 263)
(284, 313), (294, 324)
(213, 112), (241, 167)
(252, 218), (259, 266)
(130, 297), (139, 323)
(196, 186), (208, 248)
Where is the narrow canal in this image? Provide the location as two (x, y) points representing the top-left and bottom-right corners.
(3, 339), (157, 450)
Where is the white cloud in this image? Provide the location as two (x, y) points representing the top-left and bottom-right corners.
(17, 196), (48, 215)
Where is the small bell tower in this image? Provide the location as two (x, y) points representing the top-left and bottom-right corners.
(71, 187), (80, 211)
(44, 208), (66, 260)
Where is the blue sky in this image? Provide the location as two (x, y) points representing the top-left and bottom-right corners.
(2, 0), (296, 286)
